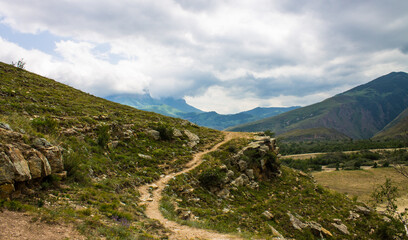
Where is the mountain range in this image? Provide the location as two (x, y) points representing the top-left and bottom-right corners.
(228, 72), (408, 140)
(105, 93), (299, 130)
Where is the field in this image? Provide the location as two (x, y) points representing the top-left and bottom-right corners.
(313, 167), (408, 212)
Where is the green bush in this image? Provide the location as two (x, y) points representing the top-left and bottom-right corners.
(198, 168), (225, 189)
(97, 125), (110, 148)
(31, 117), (58, 134)
(155, 123), (173, 141)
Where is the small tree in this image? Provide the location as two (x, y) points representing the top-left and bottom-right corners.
(12, 59), (26, 69)
(371, 178), (408, 236)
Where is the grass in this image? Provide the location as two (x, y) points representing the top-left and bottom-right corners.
(0, 62), (222, 239)
(161, 137), (406, 239)
(313, 167), (408, 209)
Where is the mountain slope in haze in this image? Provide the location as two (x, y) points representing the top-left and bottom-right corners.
(373, 107), (408, 140)
(105, 93), (203, 117)
(106, 94), (298, 130)
(228, 72), (408, 139)
(180, 106), (299, 130)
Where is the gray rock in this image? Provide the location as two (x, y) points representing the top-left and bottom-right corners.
(262, 210), (274, 220)
(355, 205), (371, 215)
(231, 176), (244, 187)
(41, 146), (63, 173)
(217, 188), (230, 199)
(173, 128), (183, 137)
(268, 224), (285, 239)
(249, 181), (259, 189)
(0, 123), (12, 131)
(147, 129), (160, 140)
(27, 149), (52, 178)
(6, 146), (31, 182)
(238, 160), (247, 171)
(246, 169), (254, 179)
(287, 212), (307, 230)
(240, 174), (249, 185)
(33, 138), (52, 148)
(184, 130), (200, 142)
(226, 170), (235, 179)
(0, 152), (15, 184)
(332, 223), (350, 235)
(138, 153), (152, 160)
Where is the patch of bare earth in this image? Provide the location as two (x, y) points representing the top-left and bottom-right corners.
(0, 210), (85, 240)
(139, 132), (252, 240)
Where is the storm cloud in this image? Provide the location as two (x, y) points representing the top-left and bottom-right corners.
(0, 0), (407, 113)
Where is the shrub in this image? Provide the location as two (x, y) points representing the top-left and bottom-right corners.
(31, 117), (58, 134)
(198, 168), (225, 189)
(97, 125), (110, 148)
(155, 123), (173, 141)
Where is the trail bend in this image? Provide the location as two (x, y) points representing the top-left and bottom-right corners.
(139, 132), (251, 240)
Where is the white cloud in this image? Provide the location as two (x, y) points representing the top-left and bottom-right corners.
(0, 0), (408, 113)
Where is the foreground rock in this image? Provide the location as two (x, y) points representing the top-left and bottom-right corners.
(0, 126), (65, 198)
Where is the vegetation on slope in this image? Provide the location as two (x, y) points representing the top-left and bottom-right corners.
(161, 137), (406, 239)
(0, 62), (222, 239)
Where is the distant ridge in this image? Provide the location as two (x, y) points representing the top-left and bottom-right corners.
(228, 72), (408, 139)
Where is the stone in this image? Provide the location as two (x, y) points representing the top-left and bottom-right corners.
(173, 128), (183, 137)
(226, 170), (235, 179)
(33, 138), (52, 148)
(0, 183), (14, 198)
(246, 169), (254, 179)
(238, 160), (247, 171)
(149, 183), (159, 189)
(249, 181), (259, 189)
(184, 130), (200, 142)
(27, 149), (52, 178)
(6, 146), (31, 182)
(307, 221), (323, 237)
(220, 164), (228, 171)
(187, 141), (198, 148)
(41, 146), (64, 173)
(240, 174), (249, 185)
(287, 212), (306, 230)
(348, 211), (360, 220)
(0, 123), (12, 131)
(332, 223), (350, 235)
(231, 176), (244, 187)
(147, 129), (160, 140)
(355, 205), (370, 215)
(268, 224), (285, 239)
(217, 188), (230, 199)
(262, 210), (274, 220)
(320, 227), (333, 237)
(0, 152), (15, 184)
(138, 153), (152, 160)
(53, 171), (67, 179)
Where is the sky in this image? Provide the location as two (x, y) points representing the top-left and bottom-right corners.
(0, 1), (408, 114)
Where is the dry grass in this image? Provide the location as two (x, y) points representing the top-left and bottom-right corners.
(313, 167), (408, 211)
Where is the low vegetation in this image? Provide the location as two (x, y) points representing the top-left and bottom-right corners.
(161, 137), (406, 239)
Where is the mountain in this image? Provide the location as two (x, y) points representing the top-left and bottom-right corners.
(106, 93), (298, 130)
(228, 72), (408, 139)
(105, 93), (203, 117)
(373, 107), (408, 140)
(180, 106), (299, 130)
(278, 127), (352, 142)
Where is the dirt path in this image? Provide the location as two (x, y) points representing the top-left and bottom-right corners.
(139, 132), (250, 240)
(0, 210), (85, 240)
(281, 147), (408, 160)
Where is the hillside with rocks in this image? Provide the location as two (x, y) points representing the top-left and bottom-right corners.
(0, 62), (407, 239)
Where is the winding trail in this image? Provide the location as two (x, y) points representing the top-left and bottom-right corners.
(139, 132), (249, 240)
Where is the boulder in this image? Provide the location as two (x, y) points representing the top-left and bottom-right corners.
(231, 176), (244, 187)
(26, 149), (52, 178)
(0, 152), (15, 185)
(138, 153), (152, 160)
(6, 145), (31, 182)
(33, 138), (52, 148)
(147, 129), (160, 140)
(226, 170), (235, 179)
(184, 130), (200, 142)
(287, 212), (306, 230)
(332, 223), (350, 235)
(268, 224), (285, 239)
(217, 188), (230, 199)
(238, 160), (247, 171)
(173, 128), (183, 137)
(262, 210), (274, 220)
(40, 146), (63, 173)
(0, 123), (12, 131)
(355, 205), (371, 215)
(246, 169), (254, 179)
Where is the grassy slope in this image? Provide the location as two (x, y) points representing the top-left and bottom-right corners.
(228, 72), (408, 139)
(374, 108), (408, 140)
(278, 127), (351, 142)
(161, 138), (405, 239)
(0, 62), (222, 239)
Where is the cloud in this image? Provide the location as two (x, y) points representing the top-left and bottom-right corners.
(0, 0), (408, 113)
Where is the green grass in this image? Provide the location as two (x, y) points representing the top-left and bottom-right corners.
(161, 137), (406, 239)
(0, 62), (222, 239)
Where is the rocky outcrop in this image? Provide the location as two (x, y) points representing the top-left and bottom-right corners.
(0, 126), (65, 198)
(184, 130), (200, 148)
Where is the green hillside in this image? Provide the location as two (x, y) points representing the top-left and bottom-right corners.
(278, 127), (351, 142)
(373, 108), (408, 140)
(0, 62), (221, 239)
(228, 72), (408, 139)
